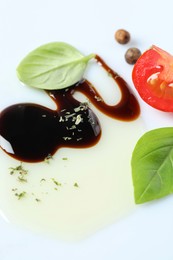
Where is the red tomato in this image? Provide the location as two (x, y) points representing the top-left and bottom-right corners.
(132, 45), (173, 112)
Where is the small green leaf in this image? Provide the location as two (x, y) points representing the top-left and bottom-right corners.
(15, 191), (27, 200)
(131, 127), (173, 204)
(17, 42), (95, 90)
(74, 182), (79, 188)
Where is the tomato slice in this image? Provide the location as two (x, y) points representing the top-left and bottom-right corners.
(132, 45), (173, 112)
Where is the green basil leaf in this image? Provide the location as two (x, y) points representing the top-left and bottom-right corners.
(17, 42), (95, 90)
(131, 127), (173, 204)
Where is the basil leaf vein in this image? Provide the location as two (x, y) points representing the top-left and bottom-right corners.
(17, 42), (95, 90)
(131, 127), (173, 204)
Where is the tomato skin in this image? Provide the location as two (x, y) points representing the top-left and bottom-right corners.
(132, 45), (173, 112)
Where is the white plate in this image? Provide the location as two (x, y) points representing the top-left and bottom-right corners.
(0, 0), (173, 259)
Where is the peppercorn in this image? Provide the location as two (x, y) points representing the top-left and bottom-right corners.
(115, 29), (130, 44)
(125, 47), (141, 64)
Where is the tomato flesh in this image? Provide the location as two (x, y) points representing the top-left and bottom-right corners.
(132, 45), (173, 112)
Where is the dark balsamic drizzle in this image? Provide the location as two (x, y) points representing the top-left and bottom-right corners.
(0, 55), (140, 162)
(74, 55), (140, 121)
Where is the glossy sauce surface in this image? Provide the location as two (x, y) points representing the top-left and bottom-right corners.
(0, 55), (140, 162)
(0, 112), (144, 241)
(0, 56), (144, 240)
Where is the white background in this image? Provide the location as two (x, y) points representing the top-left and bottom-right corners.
(0, 0), (173, 259)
